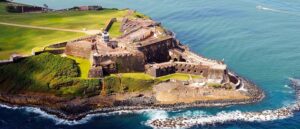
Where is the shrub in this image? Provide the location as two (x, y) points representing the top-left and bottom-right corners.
(0, 53), (100, 98)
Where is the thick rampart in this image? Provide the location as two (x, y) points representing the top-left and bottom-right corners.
(65, 41), (93, 58)
(0, 55), (32, 66)
(104, 18), (117, 32)
(137, 37), (176, 63)
(93, 52), (145, 73)
(145, 61), (227, 82)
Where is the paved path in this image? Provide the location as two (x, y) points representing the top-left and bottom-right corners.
(0, 22), (101, 35)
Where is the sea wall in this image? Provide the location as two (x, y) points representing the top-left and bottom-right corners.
(145, 62), (225, 79)
(174, 62), (209, 77)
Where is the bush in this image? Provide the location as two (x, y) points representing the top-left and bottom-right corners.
(103, 73), (154, 94)
(0, 53), (100, 98)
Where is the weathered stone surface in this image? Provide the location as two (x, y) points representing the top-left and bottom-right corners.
(65, 41), (93, 59)
(88, 66), (104, 78)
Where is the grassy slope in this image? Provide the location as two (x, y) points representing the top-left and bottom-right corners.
(104, 73), (202, 94)
(109, 21), (122, 38)
(0, 2), (130, 59)
(104, 73), (155, 94)
(67, 55), (90, 79)
(0, 53), (101, 97)
(157, 73), (203, 81)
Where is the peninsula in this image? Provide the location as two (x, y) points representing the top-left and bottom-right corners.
(0, 1), (264, 120)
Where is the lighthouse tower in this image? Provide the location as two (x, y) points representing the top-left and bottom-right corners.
(102, 31), (110, 43)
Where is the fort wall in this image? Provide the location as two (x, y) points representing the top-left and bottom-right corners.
(137, 37), (176, 63)
(104, 18), (117, 32)
(46, 42), (67, 48)
(145, 61), (227, 82)
(65, 41), (93, 59)
(0, 55), (32, 66)
(93, 52), (145, 73)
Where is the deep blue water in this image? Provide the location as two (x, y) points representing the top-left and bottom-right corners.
(3, 0), (300, 128)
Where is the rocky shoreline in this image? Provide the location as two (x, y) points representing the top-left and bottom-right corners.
(148, 78), (300, 128)
(0, 76), (264, 121)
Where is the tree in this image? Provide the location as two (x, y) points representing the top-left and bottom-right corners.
(43, 4), (48, 11)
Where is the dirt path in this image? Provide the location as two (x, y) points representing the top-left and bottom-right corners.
(0, 22), (101, 35)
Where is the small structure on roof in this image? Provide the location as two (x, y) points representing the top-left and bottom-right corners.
(102, 31), (110, 43)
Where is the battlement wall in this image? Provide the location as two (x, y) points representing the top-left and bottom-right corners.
(93, 52), (145, 73)
(145, 61), (227, 82)
(0, 55), (32, 66)
(104, 18), (117, 32)
(65, 41), (93, 59)
(137, 37), (176, 63)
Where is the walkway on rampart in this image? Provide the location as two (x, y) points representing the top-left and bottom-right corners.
(183, 51), (226, 70)
(0, 22), (100, 35)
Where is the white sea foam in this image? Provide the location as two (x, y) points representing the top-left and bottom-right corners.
(147, 78), (300, 128)
(0, 104), (166, 125)
(1, 77), (300, 127)
(148, 105), (296, 128)
(284, 84), (291, 89)
(256, 5), (300, 16)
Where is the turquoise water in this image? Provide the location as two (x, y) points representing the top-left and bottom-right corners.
(2, 0), (300, 128)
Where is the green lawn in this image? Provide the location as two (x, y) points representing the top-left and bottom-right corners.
(0, 2), (143, 59)
(109, 21), (122, 38)
(120, 73), (154, 80)
(67, 55), (91, 79)
(103, 72), (203, 94)
(0, 3), (128, 30)
(0, 25), (84, 59)
(157, 73), (203, 81)
(104, 73), (154, 94)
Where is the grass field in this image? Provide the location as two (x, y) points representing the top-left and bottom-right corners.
(67, 55), (91, 79)
(157, 73), (203, 81)
(103, 73), (203, 94)
(0, 25), (84, 59)
(0, 2), (141, 59)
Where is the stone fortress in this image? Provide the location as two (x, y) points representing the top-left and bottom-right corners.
(64, 16), (241, 89)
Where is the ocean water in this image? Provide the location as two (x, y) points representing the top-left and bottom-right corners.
(2, 0), (300, 128)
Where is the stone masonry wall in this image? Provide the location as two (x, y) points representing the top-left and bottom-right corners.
(65, 41), (93, 59)
(93, 52), (145, 73)
(145, 61), (226, 82)
(137, 37), (176, 63)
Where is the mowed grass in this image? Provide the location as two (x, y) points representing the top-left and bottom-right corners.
(67, 56), (91, 79)
(103, 73), (203, 94)
(120, 73), (154, 80)
(0, 25), (84, 59)
(0, 3), (128, 30)
(109, 21), (122, 38)
(0, 2), (136, 59)
(157, 73), (203, 81)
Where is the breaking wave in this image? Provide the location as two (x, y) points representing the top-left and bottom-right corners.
(147, 78), (300, 128)
(256, 5), (300, 16)
(1, 78), (300, 127)
(0, 103), (170, 125)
